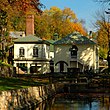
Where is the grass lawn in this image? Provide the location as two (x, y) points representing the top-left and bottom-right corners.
(0, 77), (49, 91)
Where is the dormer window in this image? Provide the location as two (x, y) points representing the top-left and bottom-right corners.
(69, 45), (78, 58)
(19, 47), (25, 57)
(33, 46), (38, 57)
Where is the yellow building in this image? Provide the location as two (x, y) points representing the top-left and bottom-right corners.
(54, 32), (99, 73)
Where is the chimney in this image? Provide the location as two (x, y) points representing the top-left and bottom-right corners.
(89, 31), (92, 39)
(26, 14), (34, 36)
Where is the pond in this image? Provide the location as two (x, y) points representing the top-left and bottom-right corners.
(34, 93), (110, 110)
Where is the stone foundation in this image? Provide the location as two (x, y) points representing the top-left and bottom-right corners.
(0, 84), (62, 110)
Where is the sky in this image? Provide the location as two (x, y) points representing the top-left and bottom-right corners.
(40, 0), (102, 32)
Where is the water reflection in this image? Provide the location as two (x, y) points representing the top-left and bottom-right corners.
(35, 93), (110, 110)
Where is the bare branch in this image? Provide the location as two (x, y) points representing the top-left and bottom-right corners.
(94, 0), (110, 3)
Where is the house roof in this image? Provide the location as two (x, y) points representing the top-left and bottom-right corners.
(13, 35), (50, 44)
(47, 40), (56, 44)
(47, 40), (56, 52)
(54, 32), (96, 45)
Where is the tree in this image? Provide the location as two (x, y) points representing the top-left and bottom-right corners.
(0, 9), (8, 62)
(94, 0), (110, 3)
(0, 0), (43, 31)
(94, 9), (109, 59)
(0, 0), (42, 62)
(34, 7), (87, 39)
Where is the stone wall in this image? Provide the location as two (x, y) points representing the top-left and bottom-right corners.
(0, 66), (13, 77)
(0, 83), (62, 110)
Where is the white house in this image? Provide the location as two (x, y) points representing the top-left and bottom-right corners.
(54, 32), (99, 73)
(13, 35), (50, 74)
(13, 14), (51, 74)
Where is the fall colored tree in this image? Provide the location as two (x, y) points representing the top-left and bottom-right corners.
(0, 0), (42, 62)
(94, 10), (109, 59)
(34, 6), (87, 39)
(0, 0), (42, 31)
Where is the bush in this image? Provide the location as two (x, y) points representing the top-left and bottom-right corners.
(0, 61), (13, 77)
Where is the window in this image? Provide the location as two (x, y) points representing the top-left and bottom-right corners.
(43, 47), (45, 57)
(19, 47), (25, 57)
(71, 50), (77, 58)
(47, 46), (50, 58)
(33, 46), (38, 57)
(69, 45), (78, 58)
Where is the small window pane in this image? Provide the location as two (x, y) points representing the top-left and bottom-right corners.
(69, 45), (78, 58)
(33, 47), (38, 57)
(19, 47), (25, 57)
(71, 50), (77, 58)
